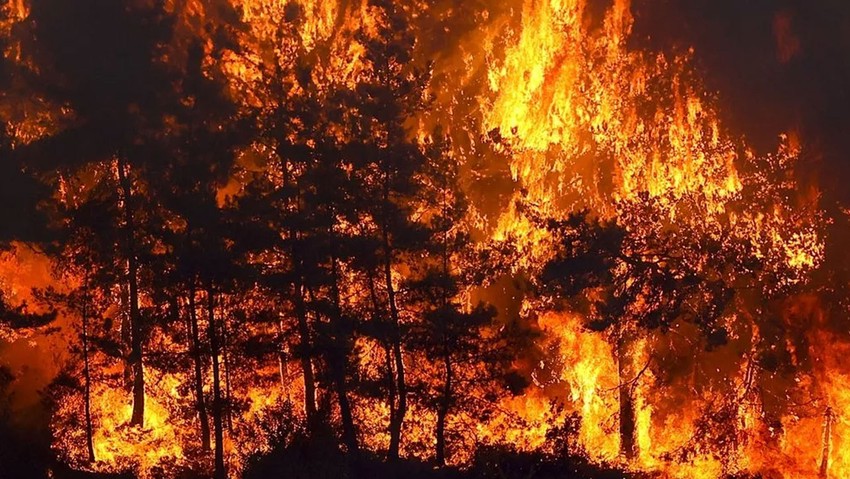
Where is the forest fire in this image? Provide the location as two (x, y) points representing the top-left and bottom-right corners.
(0, 0), (847, 478)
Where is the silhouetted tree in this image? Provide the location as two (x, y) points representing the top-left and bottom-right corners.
(338, 0), (436, 458)
(406, 132), (521, 465)
(147, 25), (248, 474)
(22, 0), (177, 427)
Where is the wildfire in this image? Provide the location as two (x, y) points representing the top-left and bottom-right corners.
(0, 1), (841, 479)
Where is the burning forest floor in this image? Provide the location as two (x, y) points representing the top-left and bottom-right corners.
(0, 410), (642, 479)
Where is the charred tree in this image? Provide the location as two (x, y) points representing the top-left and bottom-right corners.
(329, 256), (359, 455)
(366, 270), (399, 447)
(434, 343), (452, 466)
(381, 225), (407, 460)
(187, 285), (211, 451)
(234, 26), (323, 436)
(207, 288), (227, 479)
(293, 277), (319, 431)
(146, 29), (246, 453)
(221, 312), (234, 433)
(23, 1), (178, 431)
(295, 303), (318, 428)
(81, 274), (95, 463)
(616, 331), (637, 460)
(281, 151), (319, 433)
(820, 406), (834, 479)
(116, 158), (145, 427)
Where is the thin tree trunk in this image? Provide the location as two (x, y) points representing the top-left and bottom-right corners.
(367, 271), (398, 456)
(207, 287), (226, 479)
(330, 257), (358, 454)
(334, 367), (358, 454)
(382, 229), (406, 461)
(221, 311), (234, 432)
(820, 406), (833, 478)
(119, 282), (132, 391)
(435, 353), (452, 466)
(383, 343), (396, 431)
(116, 157), (145, 427)
(617, 330), (636, 460)
(292, 276), (318, 432)
(305, 284), (331, 419)
(280, 149), (319, 432)
(81, 277), (95, 463)
(435, 178), (453, 467)
(276, 319), (287, 392)
(188, 286), (211, 450)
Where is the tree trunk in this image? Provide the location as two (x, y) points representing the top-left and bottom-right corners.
(81, 280), (95, 463)
(221, 312), (234, 432)
(292, 277), (318, 432)
(188, 286), (211, 450)
(435, 354), (452, 466)
(820, 406), (833, 479)
(276, 319), (287, 392)
(367, 271), (398, 458)
(305, 284), (332, 420)
(334, 367), (358, 454)
(383, 342), (396, 431)
(330, 257), (358, 454)
(617, 331), (636, 460)
(435, 187), (454, 467)
(279, 137), (319, 433)
(116, 157), (145, 427)
(382, 230), (406, 461)
(119, 282), (132, 391)
(207, 287), (226, 479)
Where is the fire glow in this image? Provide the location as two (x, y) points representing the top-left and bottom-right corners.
(0, 1), (843, 479)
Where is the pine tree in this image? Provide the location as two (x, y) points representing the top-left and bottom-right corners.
(22, 0), (176, 427)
